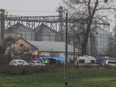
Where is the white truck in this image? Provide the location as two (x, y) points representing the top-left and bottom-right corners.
(76, 55), (96, 66)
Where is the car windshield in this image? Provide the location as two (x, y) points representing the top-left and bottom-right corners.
(36, 61), (41, 63)
(18, 61), (25, 64)
(30, 61), (35, 63)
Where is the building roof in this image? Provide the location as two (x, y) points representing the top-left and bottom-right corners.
(6, 22), (31, 32)
(33, 23), (59, 33)
(28, 41), (80, 53)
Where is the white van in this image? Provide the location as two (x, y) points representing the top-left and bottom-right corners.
(104, 59), (116, 66)
(76, 55), (96, 66)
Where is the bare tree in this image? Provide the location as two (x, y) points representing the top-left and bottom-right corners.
(112, 26), (116, 57)
(63, 0), (115, 55)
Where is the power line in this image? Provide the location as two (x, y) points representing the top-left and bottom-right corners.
(8, 10), (57, 13)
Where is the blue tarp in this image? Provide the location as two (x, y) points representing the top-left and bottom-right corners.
(37, 56), (70, 64)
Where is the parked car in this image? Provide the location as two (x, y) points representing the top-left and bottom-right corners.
(9, 59), (29, 66)
(103, 59), (116, 66)
(28, 60), (45, 66)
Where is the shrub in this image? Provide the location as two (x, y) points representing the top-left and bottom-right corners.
(0, 64), (65, 75)
(2, 66), (34, 75)
(0, 55), (9, 65)
(0, 46), (5, 55)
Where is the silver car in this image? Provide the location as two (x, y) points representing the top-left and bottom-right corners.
(29, 60), (45, 66)
(9, 59), (29, 66)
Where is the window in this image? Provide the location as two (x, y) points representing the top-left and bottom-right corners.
(36, 61), (41, 63)
(18, 61), (25, 64)
(91, 60), (95, 64)
(30, 61), (35, 63)
(108, 61), (116, 64)
(79, 59), (85, 63)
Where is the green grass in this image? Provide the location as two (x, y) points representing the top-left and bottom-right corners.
(0, 66), (116, 87)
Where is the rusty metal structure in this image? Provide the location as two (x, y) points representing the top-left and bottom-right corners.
(0, 6), (110, 42)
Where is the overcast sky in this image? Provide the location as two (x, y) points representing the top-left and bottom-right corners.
(0, 0), (115, 30)
(0, 0), (63, 16)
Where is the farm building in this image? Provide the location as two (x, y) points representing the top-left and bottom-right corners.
(90, 26), (112, 56)
(5, 22), (35, 41)
(5, 38), (80, 62)
(33, 23), (61, 42)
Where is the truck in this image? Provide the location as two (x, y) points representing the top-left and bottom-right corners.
(76, 55), (97, 66)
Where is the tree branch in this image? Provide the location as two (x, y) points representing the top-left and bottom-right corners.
(88, 0), (92, 16)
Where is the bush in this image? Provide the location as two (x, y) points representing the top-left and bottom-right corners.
(1, 64), (116, 76)
(0, 64), (65, 75)
(2, 66), (33, 75)
(0, 46), (5, 55)
(0, 55), (9, 65)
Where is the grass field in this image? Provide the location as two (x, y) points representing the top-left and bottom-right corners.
(0, 66), (116, 87)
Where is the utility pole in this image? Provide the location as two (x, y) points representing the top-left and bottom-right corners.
(0, 9), (5, 45)
(64, 9), (68, 86)
(73, 29), (76, 65)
